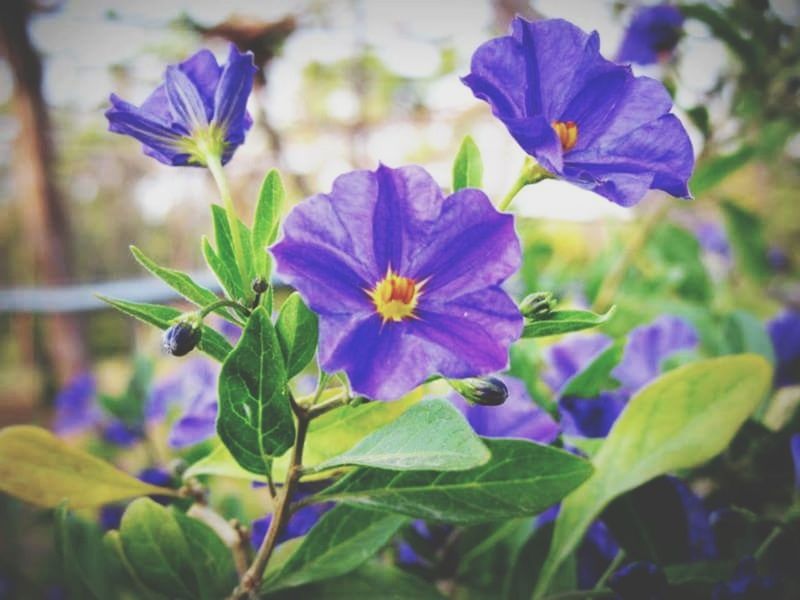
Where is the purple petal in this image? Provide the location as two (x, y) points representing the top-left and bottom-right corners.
(542, 334), (614, 394)
(767, 311), (800, 388)
(617, 5), (684, 66)
(213, 44), (256, 148)
(559, 391), (628, 438)
(164, 66), (210, 130)
(791, 434), (800, 489)
(177, 49), (221, 113)
(53, 372), (102, 435)
(450, 375), (559, 443)
(106, 94), (190, 165)
(612, 316), (698, 393)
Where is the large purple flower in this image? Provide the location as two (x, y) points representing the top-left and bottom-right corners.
(106, 44), (256, 166)
(462, 18), (694, 207)
(449, 375), (558, 443)
(616, 4), (685, 66)
(271, 164), (523, 400)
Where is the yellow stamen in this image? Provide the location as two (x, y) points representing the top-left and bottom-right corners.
(367, 268), (423, 323)
(551, 120), (578, 152)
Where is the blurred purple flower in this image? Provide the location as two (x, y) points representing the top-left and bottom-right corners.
(101, 420), (143, 447)
(542, 334), (613, 394)
(99, 504), (125, 531)
(611, 315), (698, 394)
(712, 557), (779, 599)
(616, 4), (684, 66)
(251, 485), (334, 548)
(272, 164), (522, 400)
(791, 434), (800, 489)
(147, 358), (219, 448)
(396, 520), (452, 568)
(694, 221), (731, 258)
(767, 311), (800, 388)
(462, 17), (693, 207)
(449, 375), (558, 443)
(106, 44), (256, 167)
(53, 372), (102, 435)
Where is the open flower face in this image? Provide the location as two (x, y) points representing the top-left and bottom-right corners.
(106, 44), (256, 166)
(462, 18), (694, 207)
(271, 164), (523, 400)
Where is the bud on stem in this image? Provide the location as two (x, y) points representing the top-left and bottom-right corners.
(449, 376), (509, 406)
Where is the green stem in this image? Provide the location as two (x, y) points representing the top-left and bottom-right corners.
(206, 153), (249, 294)
(498, 158), (553, 211)
(198, 298), (250, 319)
(754, 525), (783, 562)
(593, 550), (626, 592)
(591, 202), (669, 313)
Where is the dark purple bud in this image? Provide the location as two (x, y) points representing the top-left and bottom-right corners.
(251, 277), (268, 294)
(608, 561), (668, 599)
(162, 319), (202, 356)
(520, 291), (556, 320)
(450, 376), (508, 406)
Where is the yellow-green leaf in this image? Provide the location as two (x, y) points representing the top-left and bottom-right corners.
(0, 426), (179, 508)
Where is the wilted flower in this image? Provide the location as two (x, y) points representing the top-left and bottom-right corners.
(617, 4), (684, 66)
(449, 375), (558, 443)
(106, 44), (256, 167)
(462, 18), (693, 207)
(271, 164), (522, 400)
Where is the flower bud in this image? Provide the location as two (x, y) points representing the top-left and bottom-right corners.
(252, 277), (268, 294)
(519, 292), (556, 319)
(162, 317), (202, 356)
(450, 376), (508, 406)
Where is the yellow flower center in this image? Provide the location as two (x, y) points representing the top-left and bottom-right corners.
(551, 120), (578, 152)
(368, 269), (422, 323)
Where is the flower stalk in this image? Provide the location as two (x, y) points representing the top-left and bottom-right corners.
(499, 158), (552, 211)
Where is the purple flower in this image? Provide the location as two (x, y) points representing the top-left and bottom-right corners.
(791, 434), (800, 489)
(106, 44), (256, 167)
(53, 372), (102, 435)
(449, 375), (558, 443)
(695, 221), (731, 258)
(271, 164), (522, 400)
(251, 485), (334, 549)
(712, 557), (779, 599)
(396, 521), (452, 568)
(542, 334), (613, 394)
(767, 311), (800, 388)
(462, 18), (693, 207)
(559, 392), (628, 439)
(99, 504), (125, 531)
(617, 5), (685, 66)
(101, 420), (143, 447)
(611, 315), (698, 394)
(147, 359), (219, 448)
(138, 467), (174, 505)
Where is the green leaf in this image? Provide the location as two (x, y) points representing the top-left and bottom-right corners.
(0, 426), (178, 508)
(534, 354), (773, 598)
(263, 505), (407, 591)
(119, 498), (235, 600)
(265, 563), (445, 599)
(202, 236), (243, 302)
(236, 216), (256, 291)
(97, 295), (233, 362)
(722, 310), (775, 364)
(689, 144), (756, 195)
(185, 391), (424, 483)
(275, 292), (319, 378)
(210, 204), (247, 300)
(721, 200), (769, 284)
(522, 307), (616, 338)
(130, 245), (224, 313)
(252, 169), (285, 279)
(452, 135), (483, 191)
(559, 340), (624, 399)
(103, 531), (167, 600)
(56, 502), (112, 599)
(217, 306), (295, 474)
(315, 438), (593, 524)
(312, 398), (490, 473)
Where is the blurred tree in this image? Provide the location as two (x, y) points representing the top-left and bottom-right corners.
(0, 0), (87, 384)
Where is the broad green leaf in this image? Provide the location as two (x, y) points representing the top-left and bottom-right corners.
(312, 398), (490, 473)
(452, 135), (483, 191)
(236, 216), (256, 291)
(265, 563), (444, 600)
(275, 292), (319, 378)
(202, 236), (243, 302)
(56, 502), (111, 599)
(722, 310), (775, 364)
(534, 354), (772, 598)
(210, 204), (246, 299)
(252, 169), (285, 278)
(263, 505), (407, 591)
(217, 306), (294, 474)
(315, 438), (592, 524)
(722, 200), (769, 284)
(0, 426), (179, 508)
(97, 295), (233, 363)
(104, 531), (166, 600)
(522, 307), (615, 338)
(185, 391), (424, 483)
(130, 246), (223, 314)
(559, 340), (624, 399)
(119, 498), (235, 600)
